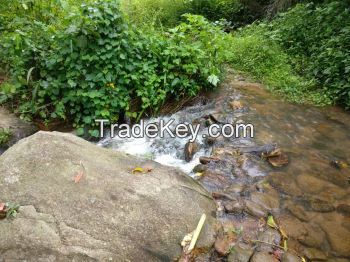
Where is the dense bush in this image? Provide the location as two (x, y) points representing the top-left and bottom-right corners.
(266, 1), (350, 107)
(0, 1), (224, 136)
(121, 0), (268, 29)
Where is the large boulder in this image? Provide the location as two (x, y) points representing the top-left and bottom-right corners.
(0, 131), (217, 261)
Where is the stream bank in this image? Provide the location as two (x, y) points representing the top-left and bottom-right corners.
(0, 72), (349, 261)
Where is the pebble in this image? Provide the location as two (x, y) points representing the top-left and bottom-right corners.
(244, 200), (267, 218)
(250, 252), (279, 262)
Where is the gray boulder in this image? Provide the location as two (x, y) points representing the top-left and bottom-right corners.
(0, 131), (216, 261)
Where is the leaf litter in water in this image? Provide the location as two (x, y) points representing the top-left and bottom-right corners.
(267, 215), (278, 229)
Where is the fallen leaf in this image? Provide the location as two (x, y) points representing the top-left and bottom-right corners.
(268, 153), (289, 167)
(267, 215), (278, 229)
(74, 171), (84, 183)
(279, 227), (288, 239)
(0, 203), (5, 212)
(195, 172), (203, 177)
(230, 100), (243, 110)
(132, 167), (144, 174)
(301, 257), (307, 262)
(283, 239), (288, 251)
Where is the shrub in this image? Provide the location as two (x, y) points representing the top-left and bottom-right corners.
(0, 1), (223, 136)
(267, 1), (350, 107)
(0, 128), (11, 147)
(121, 0), (187, 27)
(120, 0), (267, 29)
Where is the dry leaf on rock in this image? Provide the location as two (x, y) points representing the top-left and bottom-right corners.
(74, 171), (84, 183)
(132, 167), (144, 174)
(0, 203), (5, 212)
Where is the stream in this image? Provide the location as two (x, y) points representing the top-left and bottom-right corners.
(99, 74), (350, 261)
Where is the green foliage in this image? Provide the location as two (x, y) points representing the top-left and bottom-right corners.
(4, 203), (20, 219)
(183, 0), (241, 25)
(0, 2), (222, 135)
(121, 0), (266, 29)
(121, 0), (187, 27)
(266, 1), (350, 107)
(0, 128), (12, 146)
(224, 29), (325, 104)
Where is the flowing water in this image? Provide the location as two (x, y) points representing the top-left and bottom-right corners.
(99, 75), (350, 261)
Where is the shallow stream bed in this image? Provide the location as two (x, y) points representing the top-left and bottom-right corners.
(99, 75), (350, 261)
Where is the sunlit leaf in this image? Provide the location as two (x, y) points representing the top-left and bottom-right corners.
(132, 167), (144, 174)
(267, 215), (278, 229)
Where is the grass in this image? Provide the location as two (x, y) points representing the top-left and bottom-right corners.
(224, 29), (332, 106)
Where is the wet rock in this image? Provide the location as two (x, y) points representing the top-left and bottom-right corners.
(237, 144), (278, 157)
(198, 169), (235, 190)
(205, 136), (217, 145)
(250, 252), (279, 262)
(303, 247), (327, 261)
(296, 174), (327, 194)
(250, 192), (280, 212)
(244, 200), (267, 218)
(299, 224), (326, 249)
(281, 252), (300, 262)
(257, 228), (281, 252)
(0, 132), (217, 261)
(193, 164), (208, 173)
(224, 201), (245, 214)
(336, 204), (350, 215)
(280, 215), (326, 249)
(225, 184), (245, 195)
(193, 253), (211, 262)
(320, 221), (350, 257)
(327, 259), (350, 262)
(184, 141), (199, 162)
(207, 113), (226, 124)
(308, 197), (335, 213)
(285, 200), (311, 222)
(0, 107), (37, 152)
(214, 236), (232, 256)
(227, 245), (254, 262)
(268, 172), (302, 197)
(199, 156), (220, 165)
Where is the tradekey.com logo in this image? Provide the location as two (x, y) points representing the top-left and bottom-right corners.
(96, 119), (254, 142)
